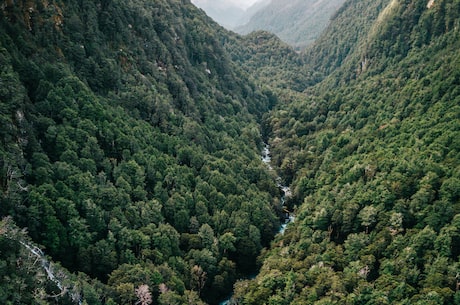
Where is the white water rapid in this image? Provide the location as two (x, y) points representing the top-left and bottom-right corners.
(262, 143), (294, 233)
(219, 144), (294, 305)
(19, 240), (82, 304)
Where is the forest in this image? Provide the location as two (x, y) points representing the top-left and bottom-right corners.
(1, 0), (459, 304)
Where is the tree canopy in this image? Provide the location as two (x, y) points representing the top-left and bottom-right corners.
(1, 0), (459, 304)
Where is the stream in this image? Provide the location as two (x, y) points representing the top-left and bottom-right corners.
(20, 240), (82, 304)
(262, 143), (294, 232)
(219, 143), (294, 305)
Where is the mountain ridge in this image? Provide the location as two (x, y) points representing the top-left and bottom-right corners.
(236, 0), (346, 50)
(0, 0), (280, 303)
(231, 0), (460, 303)
(1, 0), (459, 304)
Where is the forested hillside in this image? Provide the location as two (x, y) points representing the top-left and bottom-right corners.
(0, 0), (282, 304)
(1, 0), (460, 304)
(222, 30), (315, 93)
(232, 0), (460, 304)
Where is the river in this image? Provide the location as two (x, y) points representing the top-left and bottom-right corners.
(20, 240), (83, 304)
(262, 143), (294, 230)
(219, 143), (294, 305)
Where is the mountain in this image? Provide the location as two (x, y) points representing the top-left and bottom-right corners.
(231, 0), (460, 304)
(191, 0), (271, 30)
(1, 0), (460, 304)
(236, 0), (271, 27)
(191, 0), (246, 28)
(236, 0), (346, 50)
(0, 0), (281, 304)
(223, 30), (315, 93)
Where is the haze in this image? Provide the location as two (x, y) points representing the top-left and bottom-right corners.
(192, 0), (260, 10)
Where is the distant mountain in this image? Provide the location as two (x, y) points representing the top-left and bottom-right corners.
(236, 0), (271, 26)
(191, 0), (246, 28)
(236, 0), (346, 49)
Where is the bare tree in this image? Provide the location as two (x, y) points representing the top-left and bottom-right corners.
(135, 284), (152, 305)
(190, 265), (207, 295)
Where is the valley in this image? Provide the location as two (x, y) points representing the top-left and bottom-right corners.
(1, 0), (459, 304)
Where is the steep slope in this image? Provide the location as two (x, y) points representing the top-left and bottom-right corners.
(2, 0), (460, 304)
(236, 0), (346, 50)
(0, 0), (282, 304)
(223, 30), (315, 93)
(232, 0), (460, 304)
(237, 0), (271, 27)
(304, 0), (391, 76)
(191, 0), (245, 28)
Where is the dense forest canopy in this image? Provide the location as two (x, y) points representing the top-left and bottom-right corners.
(1, 0), (459, 304)
(0, 0), (281, 304)
(232, 0), (460, 304)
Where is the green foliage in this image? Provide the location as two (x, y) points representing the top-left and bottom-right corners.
(1, 0), (459, 304)
(0, 0), (282, 304)
(235, 0), (460, 304)
(224, 30), (317, 94)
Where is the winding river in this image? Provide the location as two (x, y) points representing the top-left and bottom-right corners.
(262, 143), (294, 232)
(219, 143), (294, 305)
